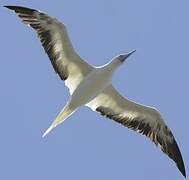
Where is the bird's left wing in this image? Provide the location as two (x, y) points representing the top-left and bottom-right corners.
(87, 85), (186, 177)
(5, 5), (93, 94)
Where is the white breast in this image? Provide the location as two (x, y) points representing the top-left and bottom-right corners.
(69, 68), (113, 108)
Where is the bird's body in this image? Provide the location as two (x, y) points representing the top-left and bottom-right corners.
(5, 5), (186, 177)
(70, 64), (114, 108)
(46, 57), (122, 134)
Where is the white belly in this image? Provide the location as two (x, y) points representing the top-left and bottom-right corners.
(69, 68), (112, 108)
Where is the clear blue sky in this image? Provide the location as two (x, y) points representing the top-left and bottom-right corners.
(1, 0), (188, 179)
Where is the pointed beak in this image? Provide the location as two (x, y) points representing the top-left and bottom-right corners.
(120, 50), (136, 63)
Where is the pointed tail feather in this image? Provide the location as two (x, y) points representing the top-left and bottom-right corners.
(43, 125), (54, 138)
(42, 105), (74, 137)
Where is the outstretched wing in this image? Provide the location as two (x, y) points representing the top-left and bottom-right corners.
(87, 85), (186, 177)
(5, 5), (93, 94)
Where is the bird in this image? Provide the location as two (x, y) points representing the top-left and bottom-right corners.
(5, 5), (186, 177)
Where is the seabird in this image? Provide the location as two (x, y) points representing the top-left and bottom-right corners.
(5, 5), (186, 177)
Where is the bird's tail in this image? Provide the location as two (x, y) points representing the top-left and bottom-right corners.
(42, 105), (74, 137)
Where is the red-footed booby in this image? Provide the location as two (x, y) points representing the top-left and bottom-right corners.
(5, 5), (186, 177)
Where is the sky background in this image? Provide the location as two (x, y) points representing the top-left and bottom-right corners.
(1, 0), (189, 179)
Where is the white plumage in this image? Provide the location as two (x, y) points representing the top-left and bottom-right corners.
(5, 5), (186, 177)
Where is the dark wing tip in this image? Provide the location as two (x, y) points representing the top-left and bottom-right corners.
(157, 130), (186, 177)
(4, 5), (16, 9)
(170, 139), (186, 177)
(4, 5), (37, 13)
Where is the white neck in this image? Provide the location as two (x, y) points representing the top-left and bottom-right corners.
(103, 59), (121, 72)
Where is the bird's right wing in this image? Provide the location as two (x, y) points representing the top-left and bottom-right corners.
(87, 85), (186, 177)
(5, 6), (93, 94)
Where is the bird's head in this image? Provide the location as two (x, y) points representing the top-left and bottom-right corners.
(109, 50), (136, 70)
(116, 50), (136, 64)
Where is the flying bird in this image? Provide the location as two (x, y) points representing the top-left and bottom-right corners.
(5, 5), (186, 177)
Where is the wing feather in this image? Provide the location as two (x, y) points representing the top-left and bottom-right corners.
(5, 5), (93, 94)
(87, 85), (186, 177)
